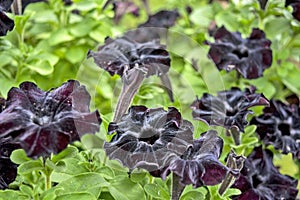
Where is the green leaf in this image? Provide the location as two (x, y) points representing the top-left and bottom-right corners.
(81, 134), (104, 150)
(25, 60), (54, 75)
(18, 160), (44, 174)
(65, 46), (86, 64)
(10, 149), (31, 165)
(95, 166), (115, 179)
(0, 190), (28, 200)
(56, 192), (97, 200)
(189, 6), (213, 27)
(129, 169), (147, 183)
(144, 183), (170, 200)
(221, 188), (241, 198)
(54, 172), (108, 198)
(14, 15), (31, 36)
(109, 176), (147, 200)
(48, 29), (74, 46)
(264, 17), (290, 39)
(51, 146), (78, 163)
(180, 185), (207, 200)
(69, 18), (98, 37)
(215, 11), (239, 31)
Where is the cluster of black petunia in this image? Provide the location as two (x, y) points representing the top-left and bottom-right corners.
(0, 80), (101, 189)
(0, 0), (299, 199)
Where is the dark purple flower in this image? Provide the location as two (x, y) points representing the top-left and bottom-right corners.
(251, 98), (300, 160)
(208, 26), (272, 79)
(0, 0), (14, 36)
(123, 9), (180, 43)
(161, 130), (233, 188)
(0, 80), (101, 158)
(191, 86), (269, 132)
(0, 138), (20, 189)
(112, 1), (139, 24)
(139, 9), (179, 28)
(104, 106), (194, 173)
(87, 36), (170, 78)
(286, 0), (300, 21)
(0, 97), (5, 113)
(231, 146), (298, 200)
(258, 0), (268, 10)
(88, 36), (173, 122)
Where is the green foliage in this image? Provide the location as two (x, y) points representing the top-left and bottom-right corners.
(1, 0), (300, 199)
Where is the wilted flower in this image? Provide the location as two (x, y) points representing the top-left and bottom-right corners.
(231, 146), (298, 200)
(286, 0), (300, 21)
(251, 98), (300, 160)
(191, 86), (269, 133)
(104, 106), (194, 173)
(0, 0), (14, 36)
(161, 130), (234, 188)
(88, 36), (173, 121)
(0, 138), (20, 189)
(0, 80), (101, 158)
(207, 26), (272, 79)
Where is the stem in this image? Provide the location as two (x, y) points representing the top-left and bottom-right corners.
(171, 173), (184, 200)
(230, 126), (241, 146)
(113, 68), (145, 122)
(159, 74), (174, 102)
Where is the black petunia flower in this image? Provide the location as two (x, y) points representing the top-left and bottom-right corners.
(251, 98), (300, 160)
(161, 130), (234, 188)
(88, 36), (173, 121)
(0, 80), (101, 158)
(0, 137), (20, 189)
(88, 37), (170, 78)
(231, 146), (298, 200)
(104, 106), (194, 173)
(0, 0), (14, 36)
(207, 26), (272, 79)
(191, 87), (269, 133)
(286, 0), (300, 21)
(139, 9), (179, 28)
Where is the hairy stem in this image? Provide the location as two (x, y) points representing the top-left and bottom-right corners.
(159, 74), (174, 102)
(113, 68), (145, 122)
(171, 173), (184, 200)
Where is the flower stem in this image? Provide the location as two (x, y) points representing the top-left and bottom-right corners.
(230, 126), (241, 146)
(159, 74), (174, 102)
(171, 173), (184, 200)
(113, 68), (145, 122)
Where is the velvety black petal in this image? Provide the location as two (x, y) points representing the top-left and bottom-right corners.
(161, 131), (230, 188)
(208, 26), (272, 79)
(139, 10), (179, 28)
(104, 106), (193, 173)
(0, 138), (20, 189)
(0, 11), (14, 36)
(0, 80), (101, 158)
(251, 99), (300, 160)
(231, 146), (298, 200)
(191, 87), (269, 132)
(88, 37), (170, 77)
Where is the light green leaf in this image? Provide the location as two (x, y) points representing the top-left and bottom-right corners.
(10, 149), (31, 165)
(56, 192), (97, 200)
(18, 160), (44, 174)
(48, 29), (74, 46)
(109, 176), (146, 200)
(51, 146), (78, 163)
(25, 60), (54, 75)
(65, 46), (86, 64)
(144, 183), (170, 200)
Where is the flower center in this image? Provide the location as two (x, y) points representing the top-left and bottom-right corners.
(232, 47), (249, 59)
(278, 123), (290, 136)
(139, 127), (160, 145)
(32, 115), (52, 126)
